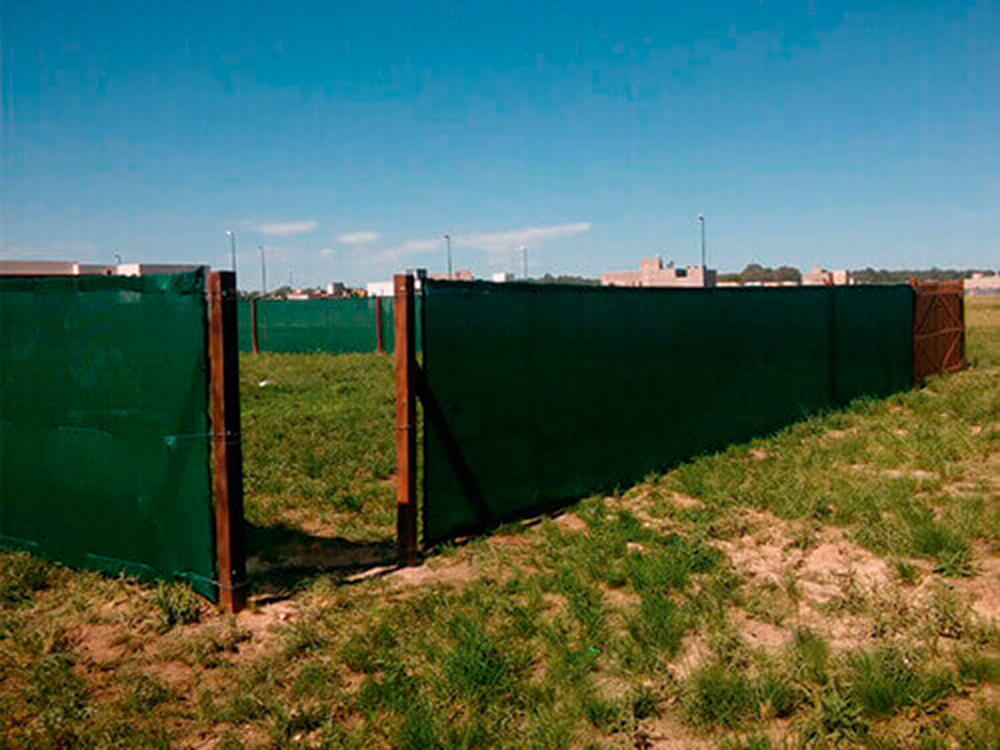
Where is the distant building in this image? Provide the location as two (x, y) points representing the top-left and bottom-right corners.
(601, 257), (717, 288)
(801, 267), (854, 286)
(286, 288), (321, 301)
(282, 282), (356, 300)
(966, 272), (1000, 295)
(366, 281), (394, 297)
(491, 272), (515, 283)
(367, 268), (476, 297)
(0, 261), (84, 276)
(738, 280), (802, 288)
(0, 261), (198, 277)
(429, 268), (475, 281)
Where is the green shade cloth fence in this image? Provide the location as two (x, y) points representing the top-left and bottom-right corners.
(237, 297), (254, 352)
(420, 281), (914, 545)
(257, 298), (376, 353)
(237, 297), (421, 354)
(0, 271), (219, 599)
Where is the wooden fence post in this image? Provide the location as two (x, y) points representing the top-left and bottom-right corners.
(375, 296), (385, 354)
(207, 271), (248, 613)
(394, 274), (418, 565)
(250, 297), (260, 355)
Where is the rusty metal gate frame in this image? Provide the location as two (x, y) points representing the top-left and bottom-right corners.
(910, 279), (965, 386)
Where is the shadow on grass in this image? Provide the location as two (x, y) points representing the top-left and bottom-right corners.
(245, 522), (398, 598)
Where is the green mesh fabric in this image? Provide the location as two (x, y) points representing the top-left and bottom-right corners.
(421, 281), (914, 545)
(0, 271), (218, 599)
(256, 299), (378, 353)
(238, 297), (420, 354)
(237, 297), (253, 353)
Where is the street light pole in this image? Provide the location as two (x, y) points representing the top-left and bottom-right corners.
(259, 245), (267, 296)
(521, 245), (528, 279)
(698, 214), (706, 269)
(226, 230), (237, 274)
(444, 234), (453, 279)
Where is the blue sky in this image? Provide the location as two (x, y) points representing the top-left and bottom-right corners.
(2, 0), (997, 288)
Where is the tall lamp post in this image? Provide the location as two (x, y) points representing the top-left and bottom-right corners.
(226, 230), (237, 274)
(698, 214), (706, 269)
(444, 234), (453, 279)
(259, 245), (268, 296)
(521, 245), (528, 279)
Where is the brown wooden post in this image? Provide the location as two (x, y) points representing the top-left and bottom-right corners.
(375, 295), (385, 354)
(250, 297), (260, 355)
(207, 271), (248, 613)
(394, 274), (419, 565)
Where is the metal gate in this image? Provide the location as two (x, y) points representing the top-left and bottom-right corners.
(911, 280), (965, 385)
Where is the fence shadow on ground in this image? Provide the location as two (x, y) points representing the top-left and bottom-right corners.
(245, 522), (397, 598)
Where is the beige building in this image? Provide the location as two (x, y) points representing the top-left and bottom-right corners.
(801, 267), (853, 286)
(601, 257), (716, 288)
(966, 272), (1000, 295)
(429, 268), (475, 281)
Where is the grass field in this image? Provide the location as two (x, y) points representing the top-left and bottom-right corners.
(0, 298), (997, 749)
(240, 352), (395, 542)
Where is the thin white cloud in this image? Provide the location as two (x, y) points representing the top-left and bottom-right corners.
(379, 222), (591, 259)
(456, 222), (591, 252)
(320, 248), (336, 258)
(254, 220), (319, 237)
(337, 231), (380, 245)
(397, 238), (442, 253)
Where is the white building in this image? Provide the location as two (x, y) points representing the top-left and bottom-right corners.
(366, 281), (394, 297)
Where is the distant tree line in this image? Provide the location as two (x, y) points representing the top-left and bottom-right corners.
(717, 264), (802, 284)
(848, 267), (990, 283)
(717, 264), (991, 285)
(237, 286), (293, 299)
(534, 274), (601, 286)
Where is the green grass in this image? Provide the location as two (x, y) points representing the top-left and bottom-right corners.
(240, 352), (396, 541)
(0, 553), (52, 605)
(0, 297), (996, 749)
(656, 329), (999, 571)
(967, 296), (1000, 368)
